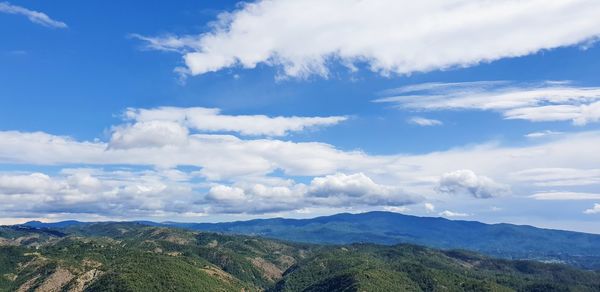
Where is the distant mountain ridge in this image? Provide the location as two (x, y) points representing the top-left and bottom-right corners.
(20, 211), (600, 269)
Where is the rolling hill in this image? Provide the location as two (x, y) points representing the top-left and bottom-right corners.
(2, 223), (600, 291)
(21, 212), (600, 270)
(143, 211), (600, 270)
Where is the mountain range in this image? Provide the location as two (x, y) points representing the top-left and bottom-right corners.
(2, 221), (600, 291)
(20, 211), (600, 270)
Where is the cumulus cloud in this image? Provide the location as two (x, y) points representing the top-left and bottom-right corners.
(375, 81), (600, 125)
(4, 128), (600, 191)
(407, 117), (442, 126)
(0, 173), (60, 194)
(204, 182), (304, 214)
(0, 129), (381, 180)
(583, 203), (600, 214)
(438, 169), (510, 198)
(4, 126), (600, 193)
(530, 192), (600, 200)
(204, 172), (422, 214)
(134, 0), (600, 78)
(123, 107), (346, 137)
(306, 172), (422, 206)
(109, 121), (190, 149)
(0, 131), (106, 165)
(4, 108), (600, 219)
(206, 185), (247, 202)
(0, 169), (198, 218)
(438, 210), (469, 217)
(0, 2), (67, 28)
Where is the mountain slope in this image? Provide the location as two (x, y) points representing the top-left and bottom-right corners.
(2, 223), (600, 291)
(158, 211), (600, 269)
(19, 211), (600, 269)
(0, 223), (313, 291)
(272, 245), (600, 292)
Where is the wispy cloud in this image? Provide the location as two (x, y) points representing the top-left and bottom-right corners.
(129, 34), (199, 53)
(512, 168), (600, 187)
(531, 192), (600, 200)
(407, 116), (442, 126)
(0, 2), (67, 28)
(113, 107), (347, 146)
(133, 0), (600, 78)
(525, 130), (563, 138)
(375, 81), (600, 125)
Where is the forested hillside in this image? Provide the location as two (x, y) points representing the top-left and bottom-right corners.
(154, 211), (600, 270)
(1, 223), (599, 291)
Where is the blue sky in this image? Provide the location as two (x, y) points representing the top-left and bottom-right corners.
(1, 0), (600, 232)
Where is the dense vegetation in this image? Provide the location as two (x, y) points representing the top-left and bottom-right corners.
(273, 245), (600, 292)
(0, 223), (310, 291)
(2, 222), (600, 291)
(151, 211), (600, 269)
(23, 212), (600, 269)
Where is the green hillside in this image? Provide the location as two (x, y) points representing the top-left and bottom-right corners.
(23, 212), (600, 269)
(273, 245), (600, 292)
(154, 211), (600, 270)
(1, 223), (599, 291)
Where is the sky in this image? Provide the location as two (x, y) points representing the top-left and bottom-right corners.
(1, 0), (600, 233)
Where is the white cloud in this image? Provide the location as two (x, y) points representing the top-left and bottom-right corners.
(4, 127), (600, 193)
(306, 172), (421, 206)
(525, 130), (563, 138)
(511, 168), (600, 187)
(583, 203), (600, 214)
(135, 0), (600, 78)
(130, 34), (200, 53)
(204, 182), (304, 214)
(308, 172), (394, 198)
(384, 206), (409, 213)
(0, 173), (60, 194)
(0, 2), (67, 28)
(109, 120), (190, 149)
(206, 185), (247, 202)
(530, 192), (600, 200)
(506, 102), (600, 125)
(375, 81), (600, 125)
(424, 203), (435, 212)
(0, 169), (198, 218)
(438, 169), (510, 198)
(4, 108), (600, 218)
(4, 128), (600, 191)
(0, 131), (106, 165)
(0, 130), (381, 180)
(407, 117), (442, 126)
(123, 107), (347, 137)
(204, 172), (422, 214)
(438, 210), (469, 217)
